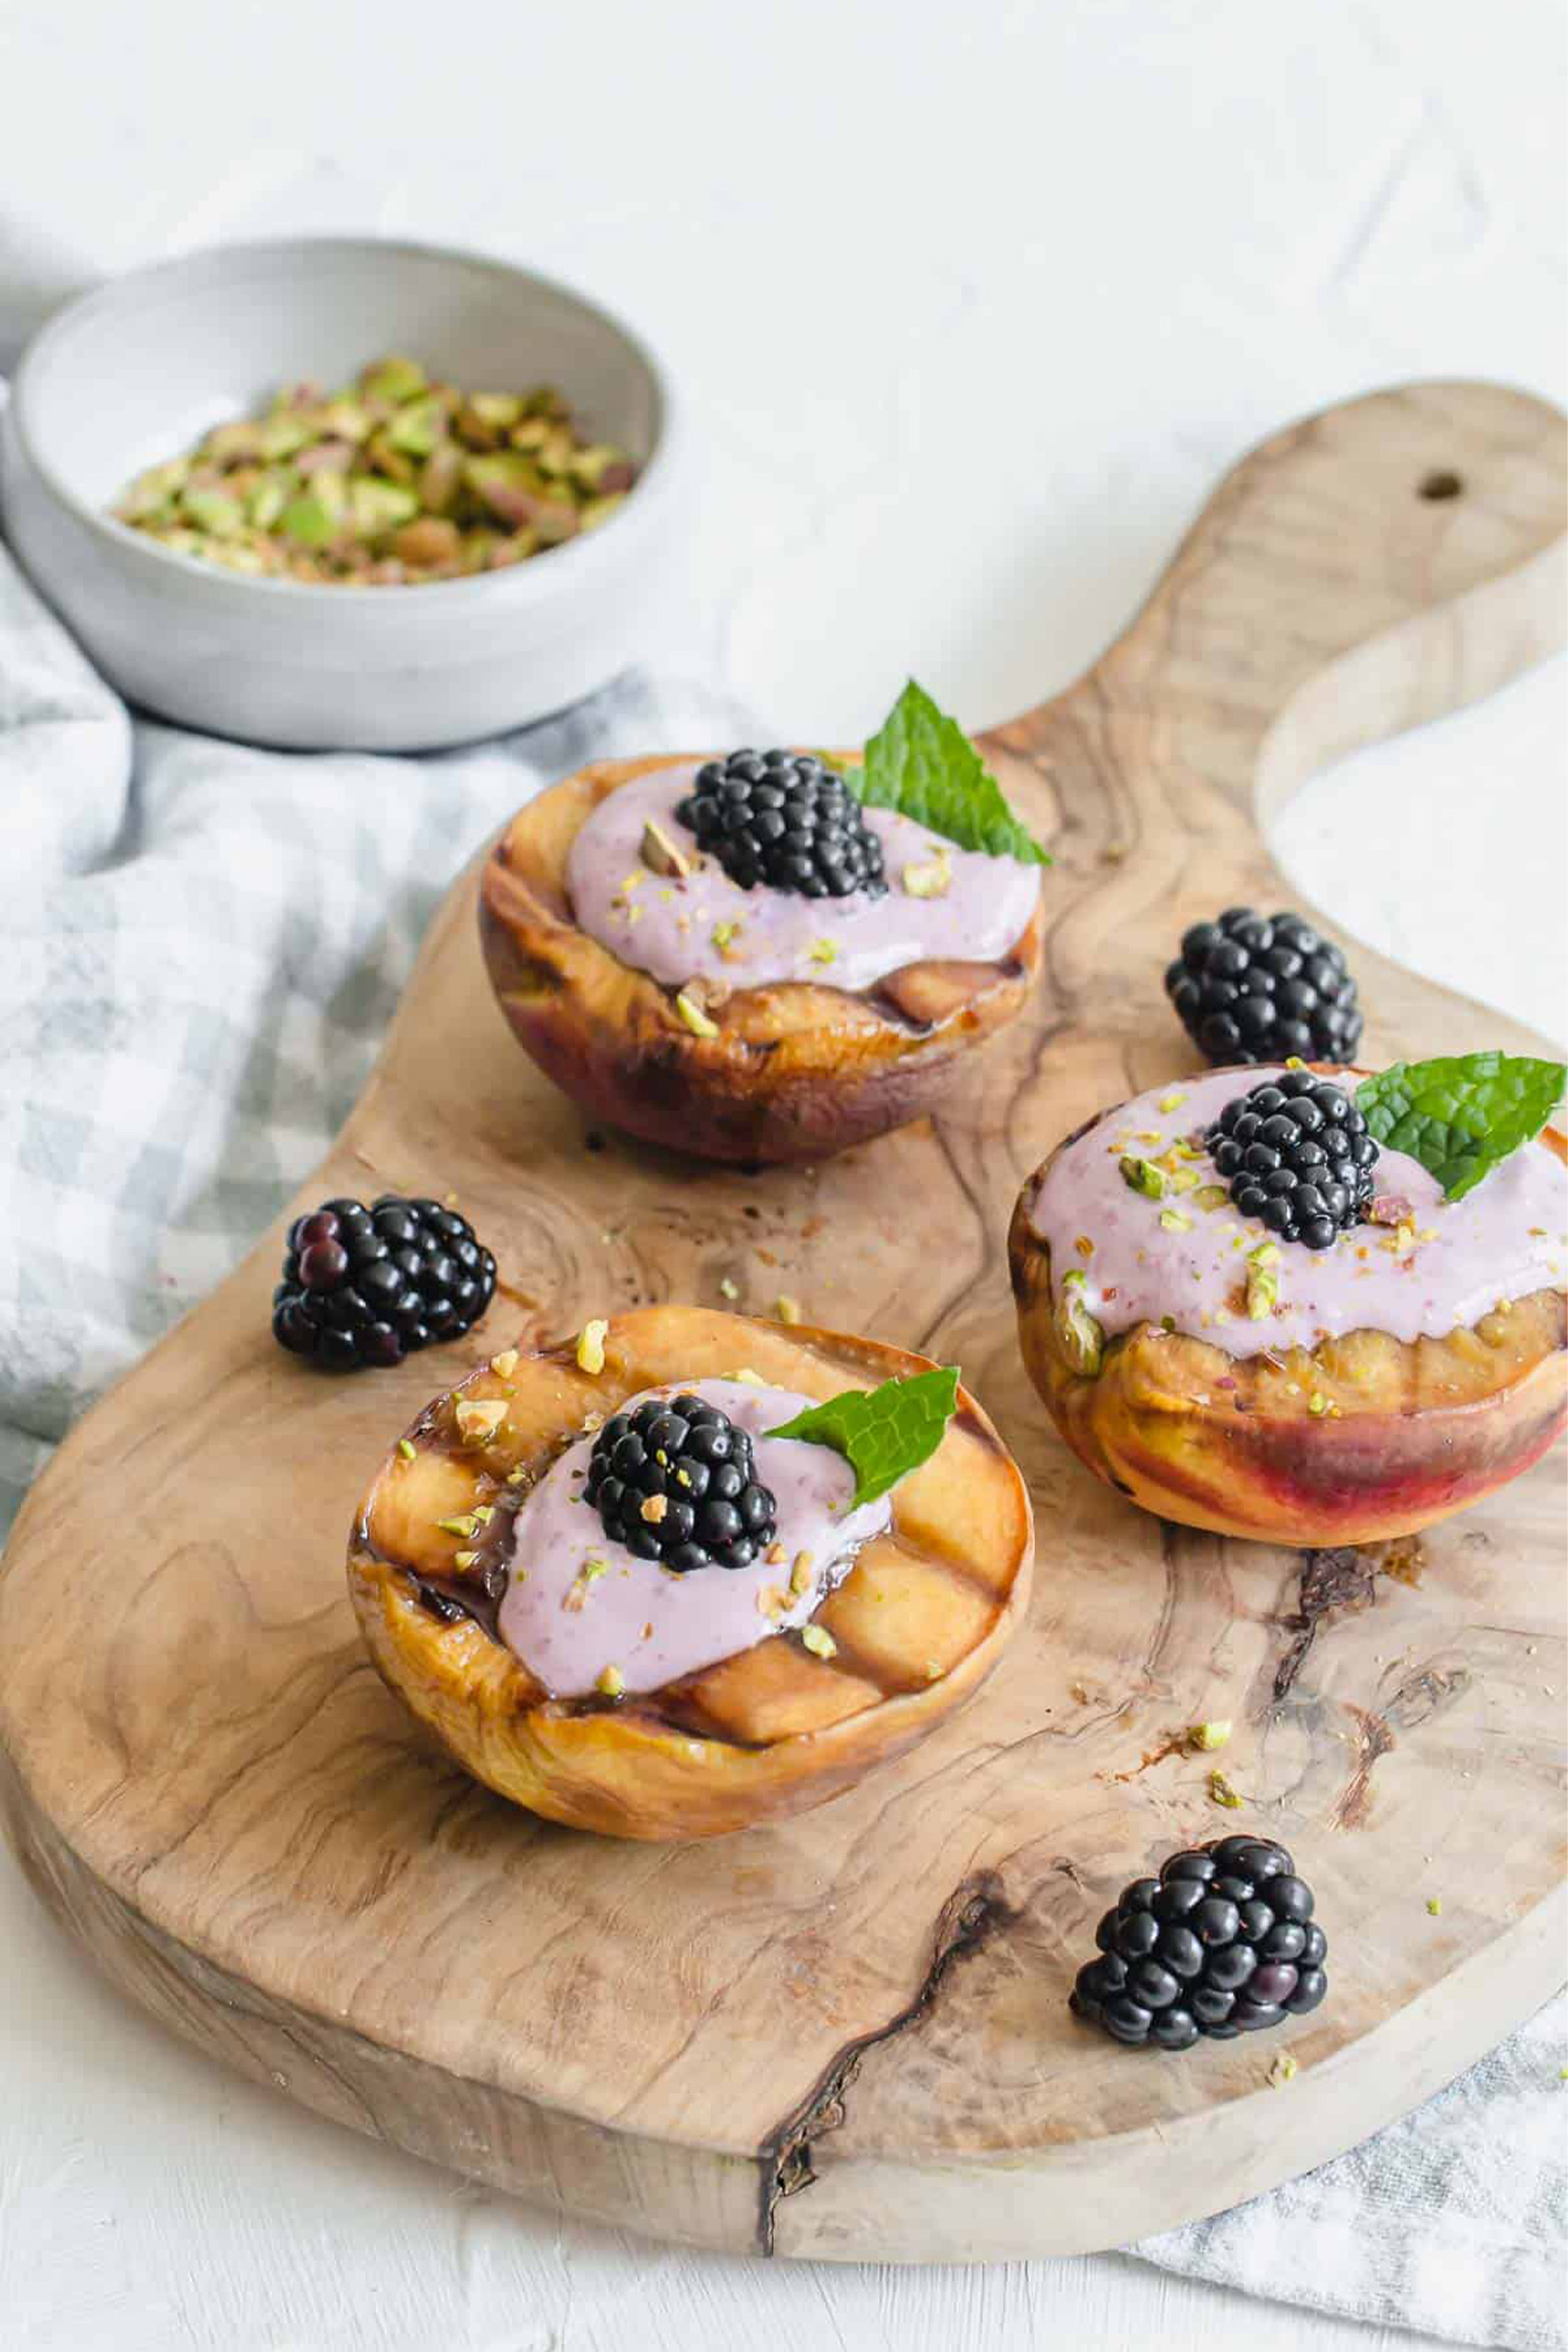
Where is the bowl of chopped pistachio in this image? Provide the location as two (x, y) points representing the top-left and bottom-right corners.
(0, 237), (687, 749)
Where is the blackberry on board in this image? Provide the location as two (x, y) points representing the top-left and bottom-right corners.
(1166, 909), (1363, 1066)
(271, 1195), (497, 1372)
(1208, 1070), (1380, 1250)
(676, 749), (887, 900)
(1071, 1836), (1328, 2049)
(584, 1394), (778, 1574)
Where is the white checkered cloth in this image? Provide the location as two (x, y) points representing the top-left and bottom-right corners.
(0, 538), (1562, 2351)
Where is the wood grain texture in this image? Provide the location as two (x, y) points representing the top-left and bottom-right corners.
(0, 381), (1563, 2263)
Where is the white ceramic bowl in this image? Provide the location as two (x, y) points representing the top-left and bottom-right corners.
(0, 238), (687, 751)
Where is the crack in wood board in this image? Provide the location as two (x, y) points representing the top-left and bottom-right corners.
(1273, 1546), (1380, 1700)
(755, 1871), (1015, 2253)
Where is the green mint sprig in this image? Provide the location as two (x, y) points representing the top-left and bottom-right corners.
(844, 679), (1050, 865)
(766, 1364), (959, 1506)
(1357, 1052), (1566, 1202)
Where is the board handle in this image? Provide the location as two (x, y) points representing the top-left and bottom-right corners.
(980, 382), (1565, 1061)
(996, 380), (1566, 810)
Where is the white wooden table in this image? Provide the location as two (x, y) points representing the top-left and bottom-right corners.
(1, 0), (1562, 2343)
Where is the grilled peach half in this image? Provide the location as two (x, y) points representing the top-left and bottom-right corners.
(1009, 1134), (1568, 1547)
(349, 1305), (1032, 1839)
(479, 754), (1041, 1164)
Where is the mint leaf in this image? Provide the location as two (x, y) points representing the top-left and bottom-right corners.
(1357, 1052), (1567, 1202)
(844, 679), (1049, 864)
(765, 1365), (960, 1506)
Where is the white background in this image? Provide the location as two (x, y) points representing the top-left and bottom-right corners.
(0, 3), (1563, 2347)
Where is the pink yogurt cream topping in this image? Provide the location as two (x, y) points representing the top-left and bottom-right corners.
(496, 1377), (891, 1697)
(564, 765), (1041, 994)
(1028, 1065), (1568, 1360)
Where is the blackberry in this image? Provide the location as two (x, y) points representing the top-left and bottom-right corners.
(1208, 1070), (1379, 1250)
(676, 749), (887, 899)
(271, 1195), (496, 1372)
(1071, 1836), (1327, 2050)
(583, 1394), (778, 1574)
(1166, 909), (1363, 1065)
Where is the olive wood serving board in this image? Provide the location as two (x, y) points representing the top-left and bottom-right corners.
(2, 383), (1564, 2263)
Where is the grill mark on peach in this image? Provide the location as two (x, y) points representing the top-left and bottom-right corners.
(785, 1621), (920, 1699)
(878, 1524), (1008, 1602)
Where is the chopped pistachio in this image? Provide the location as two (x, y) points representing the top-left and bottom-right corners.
(1188, 1720), (1232, 1752)
(397, 1438), (417, 1462)
(453, 1550), (477, 1570)
(801, 1623), (837, 1660)
(675, 989), (720, 1039)
(925, 1659), (944, 1681)
(640, 818), (691, 879)
(564, 1556), (610, 1612)
(1158, 1208), (1194, 1233)
(775, 1293), (802, 1325)
(1308, 1390), (1332, 1417)
(361, 354), (427, 405)
(901, 849), (953, 898)
(435, 1513), (480, 1538)
(640, 1492), (669, 1525)
(454, 1399), (506, 1443)
(576, 1318), (609, 1374)
(1158, 1091), (1188, 1113)
(1426, 1895), (1443, 1916)
(718, 1276), (739, 1301)
(182, 487), (245, 540)
(1267, 2052), (1299, 2089)
(710, 918), (741, 957)
(1056, 1269), (1104, 1376)
(490, 1348), (519, 1380)
(790, 1550), (814, 1596)
(807, 938), (838, 966)
(1194, 1184), (1229, 1213)
(595, 1664), (625, 1699)
(731, 1367), (766, 1384)
(1208, 1768), (1243, 1810)
(757, 1586), (788, 1621)
(114, 357), (636, 584)
(349, 477), (420, 538)
(1120, 1154), (1168, 1200)
(1246, 1241), (1280, 1322)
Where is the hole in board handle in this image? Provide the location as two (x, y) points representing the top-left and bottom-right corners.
(1419, 470), (1464, 502)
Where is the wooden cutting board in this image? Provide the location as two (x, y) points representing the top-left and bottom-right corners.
(2, 383), (1564, 2264)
